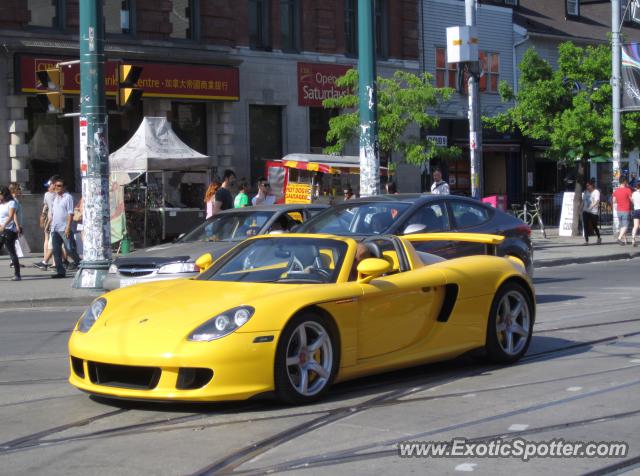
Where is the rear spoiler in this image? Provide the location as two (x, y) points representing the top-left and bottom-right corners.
(402, 233), (504, 255)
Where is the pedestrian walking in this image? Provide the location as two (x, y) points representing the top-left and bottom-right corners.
(49, 178), (81, 278)
(252, 177), (276, 206)
(234, 182), (250, 208)
(211, 169), (236, 214)
(8, 182), (29, 262)
(629, 172), (638, 189)
(343, 187), (355, 200)
(430, 169), (450, 195)
(204, 181), (221, 219)
(34, 176), (63, 270)
(0, 186), (21, 281)
(581, 179), (601, 245)
(632, 182), (640, 247)
(612, 176), (633, 245)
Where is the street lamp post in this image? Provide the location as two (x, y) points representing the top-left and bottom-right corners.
(357, 0), (380, 197)
(612, 0), (622, 190)
(466, 0), (483, 200)
(73, 0), (112, 289)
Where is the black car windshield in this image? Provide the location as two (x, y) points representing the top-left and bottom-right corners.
(179, 211), (275, 243)
(197, 237), (348, 284)
(300, 202), (411, 235)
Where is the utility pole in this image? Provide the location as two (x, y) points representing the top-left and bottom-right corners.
(466, 0), (483, 200)
(612, 0), (622, 190)
(73, 0), (112, 289)
(358, 0), (380, 197)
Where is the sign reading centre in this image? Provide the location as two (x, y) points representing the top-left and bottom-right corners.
(18, 55), (239, 101)
(298, 62), (351, 107)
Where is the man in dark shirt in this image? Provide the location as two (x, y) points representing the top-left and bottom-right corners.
(212, 169), (236, 215)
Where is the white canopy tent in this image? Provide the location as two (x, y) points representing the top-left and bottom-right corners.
(109, 116), (211, 184)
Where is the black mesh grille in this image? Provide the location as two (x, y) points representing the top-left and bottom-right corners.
(88, 361), (161, 390)
(71, 356), (85, 379)
(118, 266), (156, 277)
(176, 368), (214, 390)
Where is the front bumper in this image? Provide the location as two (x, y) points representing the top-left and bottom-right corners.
(68, 331), (280, 401)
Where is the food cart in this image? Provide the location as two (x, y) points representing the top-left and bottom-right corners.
(265, 153), (387, 204)
(109, 117), (212, 247)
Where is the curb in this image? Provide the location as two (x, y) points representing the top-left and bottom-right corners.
(0, 295), (99, 308)
(534, 252), (638, 268)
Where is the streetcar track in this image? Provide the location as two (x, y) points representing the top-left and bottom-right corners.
(228, 381), (640, 475)
(235, 407), (640, 475)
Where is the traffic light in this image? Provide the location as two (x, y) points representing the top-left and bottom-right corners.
(36, 66), (64, 113)
(117, 64), (143, 110)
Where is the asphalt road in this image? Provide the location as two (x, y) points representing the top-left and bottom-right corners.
(1, 261), (639, 476)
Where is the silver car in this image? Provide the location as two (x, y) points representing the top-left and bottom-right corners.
(103, 204), (327, 290)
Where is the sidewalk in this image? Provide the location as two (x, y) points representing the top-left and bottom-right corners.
(0, 229), (637, 307)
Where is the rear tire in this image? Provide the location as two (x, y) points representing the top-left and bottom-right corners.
(485, 282), (533, 364)
(274, 312), (339, 404)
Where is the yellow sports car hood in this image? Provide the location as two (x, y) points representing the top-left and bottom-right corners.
(85, 278), (354, 339)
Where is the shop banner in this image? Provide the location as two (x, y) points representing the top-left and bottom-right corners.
(285, 183), (312, 204)
(297, 62), (351, 107)
(622, 43), (640, 110)
(18, 54), (239, 101)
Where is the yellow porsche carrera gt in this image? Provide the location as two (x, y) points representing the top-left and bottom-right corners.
(68, 232), (535, 404)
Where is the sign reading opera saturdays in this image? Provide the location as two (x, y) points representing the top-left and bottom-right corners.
(297, 62), (351, 107)
(18, 54), (239, 101)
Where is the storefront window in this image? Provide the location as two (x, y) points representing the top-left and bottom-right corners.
(250, 105), (283, 186)
(170, 102), (207, 155)
(280, 0), (300, 52)
(309, 107), (338, 154)
(105, 0), (132, 35)
(26, 96), (75, 192)
(250, 0), (271, 50)
(447, 156), (471, 194)
(28, 0), (62, 29)
(170, 0), (198, 40)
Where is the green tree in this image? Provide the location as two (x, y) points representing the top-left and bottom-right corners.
(322, 69), (461, 168)
(485, 42), (640, 235)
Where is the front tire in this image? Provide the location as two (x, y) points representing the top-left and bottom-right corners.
(274, 313), (339, 404)
(485, 282), (533, 363)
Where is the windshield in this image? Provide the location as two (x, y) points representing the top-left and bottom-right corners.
(300, 202), (411, 235)
(197, 237), (348, 284)
(179, 211), (275, 243)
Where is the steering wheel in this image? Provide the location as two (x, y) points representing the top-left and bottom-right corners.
(287, 255), (304, 273)
(310, 268), (331, 280)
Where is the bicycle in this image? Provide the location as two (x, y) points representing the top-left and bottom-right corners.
(512, 196), (547, 238)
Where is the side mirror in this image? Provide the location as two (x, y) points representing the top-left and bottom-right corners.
(357, 258), (392, 283)
(195, 253), (214, 272)
(402, 223), (427, 235)
(173, 233), (186, 243)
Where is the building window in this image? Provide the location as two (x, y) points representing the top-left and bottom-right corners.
(435, 47), (457, 89)
(250, 0), (271, 50)
(345, 0), (357, 56)
(345, 0), (388, 58)
(280, 0), (300, 52)
(170, 0), (198, 40)
(28, 0), (62, 29)
(105, 0), (133, 35)
(566, 0), (579, 17)
(309, 107), (339, 154)
(170, 102), (207, 155)
(480, 52), (500, 93)
(375, 0), (389, 59)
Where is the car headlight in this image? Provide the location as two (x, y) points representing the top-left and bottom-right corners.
(77, 298), (107, 333)
(188, 306), (255, 342)
(158, 262), (198, 274)
(108, 264), (118, 274)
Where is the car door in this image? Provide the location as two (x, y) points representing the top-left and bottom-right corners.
(448, 200), (493, 257)
(398, 201), (458, 259)
(355, 241), (447, 360)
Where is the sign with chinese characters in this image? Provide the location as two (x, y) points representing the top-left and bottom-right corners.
(18, 55), (239, 101)
(285, 183), (312, 204)
(298, 62), (351, 107)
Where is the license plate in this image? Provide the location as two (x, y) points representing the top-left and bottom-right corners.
(120, 278), (138, 287)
